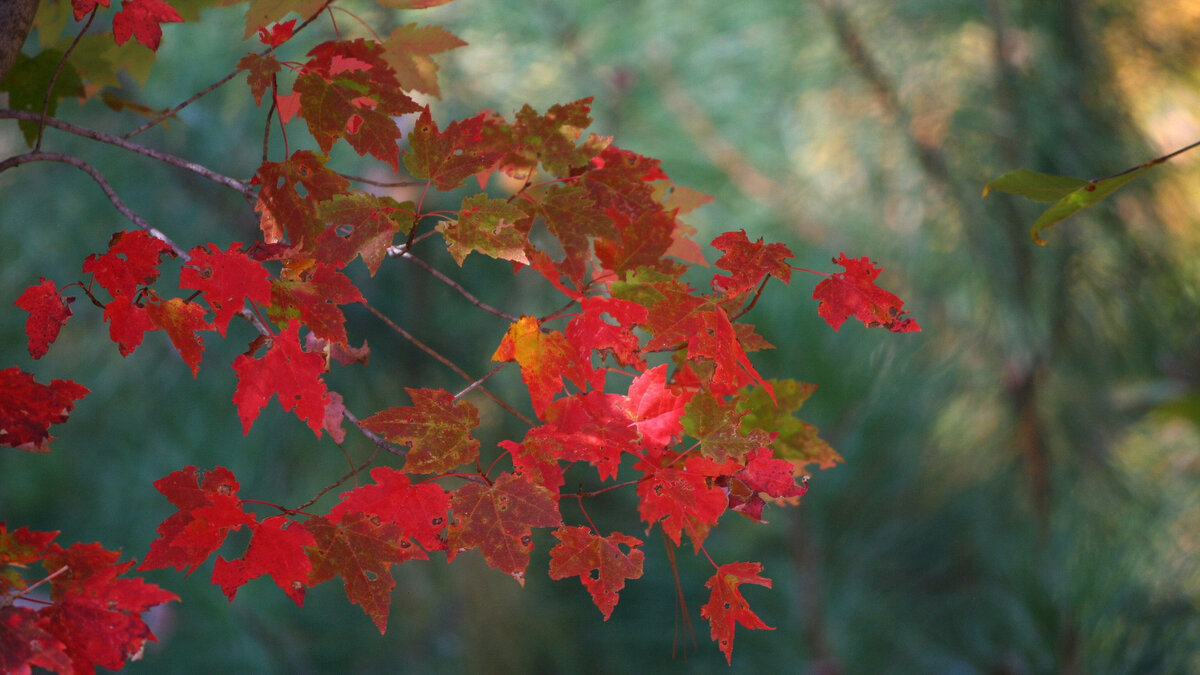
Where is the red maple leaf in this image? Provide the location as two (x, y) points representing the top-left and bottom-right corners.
(326, 466), (450, 553)
(721, 447), (808, 522)
(268, 263), (364, 345)
(239, 52), (282, 106)
(540, 391), (639, 481)
(446, 472), (561, 584)
(139, 466), (256, 575)
(548, 526), (644, 620)
(360, 389), (481, 474)
(294, 39), (421, 170)
(112, 0), (183, 51)
(82, 230), (174, 299)
(499, 430), (566, 492)
(212, 515), (316, 606)
(492, 315), (595, 418)
(35, 540), (177, 672)
(527, 184), (615, 286)
(100, 296), (155, 356)
(404, 107), (503, 190)
(303, 513), (414, 633)
(231, 321), (330, 436)
(634, 451), (737, 548)
(145, 296), (211, 377)
(0, 606), (71, 675)
(594, 207), (681, 277)
(622, 364), (692, 449)
(181, 243), (273, 337)
(701, 561), (774, 664)
(710, 229), (793, 297)
(0, 367), (88, 452)
(565, 295), (648, 371)
(256, 19), (296, 47)
(15, 278), (73, 359)
(812, 253), (920, 332)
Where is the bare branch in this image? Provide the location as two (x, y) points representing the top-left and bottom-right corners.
(0, 151), (190, 258)
(389, 248), (520, 323)
(0, 109), (255, 203)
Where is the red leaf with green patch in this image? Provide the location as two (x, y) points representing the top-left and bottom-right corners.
(438, 194), (530, 266)
(303, 513), (414, 633)
(447, 472), (561, 584)
(314, 193), (402, 275)
(269, 263), (364, 345)
(404, 107), (502, 190)
(294, 39), (421, 170)
(360, 389), (480, 475)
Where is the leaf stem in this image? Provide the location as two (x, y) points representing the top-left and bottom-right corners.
(34, 9), (95, 152)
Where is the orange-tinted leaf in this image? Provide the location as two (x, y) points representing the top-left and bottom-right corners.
(447, 472), (561, 584)
(812, 253), (920, 332)
(180, 242), (273, 337)
(404, 108), (502, 190)
(101, 296), (154, 356)
(268, 263), (364, 345)
(701, 561), (773, 664)
(492, 316), (594, 418)
(212, 515), (315, 606)
(548, 526), (644, 620)
(710, 229), (793, 297)
(111, 0), (182, 51)
(439, 194), (530, 266)
(0, 367), (88, 452)
(361, 388), (480, 474)
(139, 466), (256, 575)
(145, 296), (211, 377)
(304, 513), (414, 633)
(232, 321), (330, 435)
(380, 24), (467, 97)
(15, 278), (73, 359)
(327, 466), (450, 553)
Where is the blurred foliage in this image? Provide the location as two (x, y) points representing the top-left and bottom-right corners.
(3, 0), (1200, 672)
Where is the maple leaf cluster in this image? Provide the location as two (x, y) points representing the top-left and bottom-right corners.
(0, 523), (178, 674)
(1, 0), (923, 668)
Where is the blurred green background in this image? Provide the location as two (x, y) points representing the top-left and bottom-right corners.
(4, 0), (1200, 672)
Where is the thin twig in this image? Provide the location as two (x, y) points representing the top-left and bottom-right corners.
(0, 109), (254, 203)
(361, 302), (532, 425)
(338, 172), (424, 188)
(35, 9), (95, 152)
(0, 151), (190, 258)
(391, 249), (520, 322)
(122, 0), (335, 139)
